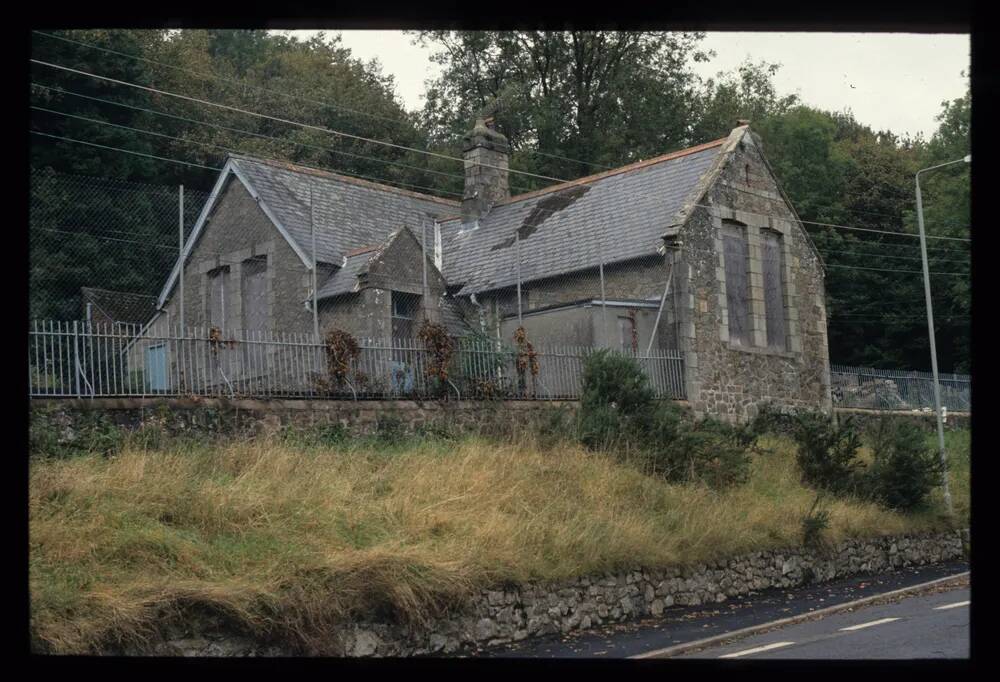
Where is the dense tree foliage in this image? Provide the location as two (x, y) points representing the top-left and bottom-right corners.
(29, 30), (970, 371)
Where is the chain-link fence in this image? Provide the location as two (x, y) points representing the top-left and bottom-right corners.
(30, 168), (209, 322)
(31, 166), (970, 411)
(831, 364), (971, 412)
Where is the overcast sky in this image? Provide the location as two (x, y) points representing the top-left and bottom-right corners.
(280, 31), (969, 140)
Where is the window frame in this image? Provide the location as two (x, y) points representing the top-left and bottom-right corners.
(760, 228), (787, 350)
(206, 265), (231, 332)
(721, 220), (752, 347)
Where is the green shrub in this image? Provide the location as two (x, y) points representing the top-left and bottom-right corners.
(580, 349), (656, 417)
(280, 423), (350, 448)
(530, 404), (576, 449)
(801, 495), (831, 548)
(862, 417), (944, 511)
(577, 351), (749, 489)
(642, 410), (751, 489)
(788, 411), (864, 496)
(30, 409), (127, 458)
(374, 415), (408, 445)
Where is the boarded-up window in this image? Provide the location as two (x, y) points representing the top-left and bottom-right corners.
(391, 291), (420, 339)
(207, 266), (230, 331)
(722, 221), (751, 345)
(762, 231), (786, 349)
(242, 257), (268, 331)
(618, 315), (637, 352)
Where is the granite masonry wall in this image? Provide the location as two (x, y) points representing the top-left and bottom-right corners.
(29, 397), (584, 444)
(138, 529), (968, 657)
(676, 130), (832, 422)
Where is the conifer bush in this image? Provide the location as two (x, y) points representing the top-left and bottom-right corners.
(862, 417), (944, 511)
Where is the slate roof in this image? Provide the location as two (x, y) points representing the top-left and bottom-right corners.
(315, 250), (377, 299)
(440, 139), (725, 296)
(81, 287), (158, 325)
(229, 155), (458, 265)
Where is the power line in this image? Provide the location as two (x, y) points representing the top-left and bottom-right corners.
(30, 130), (223, 171)
(32, 30), (620, 175)
(816, 247), (969, 264)
(31, 29), (416, 130)
(824, 263), (968, 277)
(32, 38), (972, 244)
(30, 58), (569, 185)
(35, 57), (972, 246)
(31, 82), (478, 188)
(31, 105), (464, 199)
(29, 130), (973, 283)
(691, 202), (970, 242)
(722, 183), (971, 233)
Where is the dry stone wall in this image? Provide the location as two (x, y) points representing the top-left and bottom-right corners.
(142, 529), (967, 657)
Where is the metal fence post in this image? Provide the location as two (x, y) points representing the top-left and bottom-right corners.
(515, 231), (523, 327)
(179, 185), (185, 331)
(310, 179), (319, 343)
(72, 320), (81, 398)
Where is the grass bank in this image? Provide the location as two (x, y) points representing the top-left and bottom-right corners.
(29, 429), (969, 654)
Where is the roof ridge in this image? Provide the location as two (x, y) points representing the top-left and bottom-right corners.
(499, 136), (728, 206)
(433, 136), (729, 224)
(228, 153), (460, 207)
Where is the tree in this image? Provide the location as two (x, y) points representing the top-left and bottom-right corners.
(29, 29), (439, 320)
(412, 30), (710, 186)
(688, 59), (800, 143)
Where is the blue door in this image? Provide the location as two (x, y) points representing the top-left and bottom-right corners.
(145, 343), (168, 392)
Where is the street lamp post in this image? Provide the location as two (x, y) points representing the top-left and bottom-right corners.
(914, 154), (970, 517)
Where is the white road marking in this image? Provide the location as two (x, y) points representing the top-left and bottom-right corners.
(933, 600), (970, 610)
(839, 617), (900, 631)
(718, 641), (795, 658)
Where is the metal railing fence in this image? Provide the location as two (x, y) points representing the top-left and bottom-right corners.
(831, 364), (970, 412)
(28, 321), (687, 401)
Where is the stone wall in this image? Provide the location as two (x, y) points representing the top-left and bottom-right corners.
(677, 130), (832, 421)
(161, 177), (316, 337)
(142, 529), (968, 657)
(834, 408), (971, 432)
(30, 397), (584, 444)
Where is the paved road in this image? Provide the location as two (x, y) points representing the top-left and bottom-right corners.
(477, 562), (969, 658)
(677, 586), (969, 659)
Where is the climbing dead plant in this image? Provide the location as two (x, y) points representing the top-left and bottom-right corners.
(324, 329), (360, 388)
(418, 319), (456, 387)
(208, 326), (237, 353)
(513, 326), (540, 394)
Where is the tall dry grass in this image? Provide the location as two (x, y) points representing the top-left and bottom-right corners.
(29, 431), (968, 654)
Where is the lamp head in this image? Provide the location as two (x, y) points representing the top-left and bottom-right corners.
(964, 154), (971, 163)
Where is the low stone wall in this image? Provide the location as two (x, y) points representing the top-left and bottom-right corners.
(30, 397), (588, 444)
(146, 529), (968, 657)
(834, 407), (970, 432)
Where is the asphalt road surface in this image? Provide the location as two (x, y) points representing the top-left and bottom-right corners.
(477, 562), (969, 659)
(677, 585), (969, 659)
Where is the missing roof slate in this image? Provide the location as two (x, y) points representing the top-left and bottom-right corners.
(489, 184), (591, 251)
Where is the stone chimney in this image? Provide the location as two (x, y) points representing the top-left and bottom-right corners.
(462, 117), (510, 223)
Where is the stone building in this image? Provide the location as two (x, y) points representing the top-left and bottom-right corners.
(143, 117), (832, 419)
